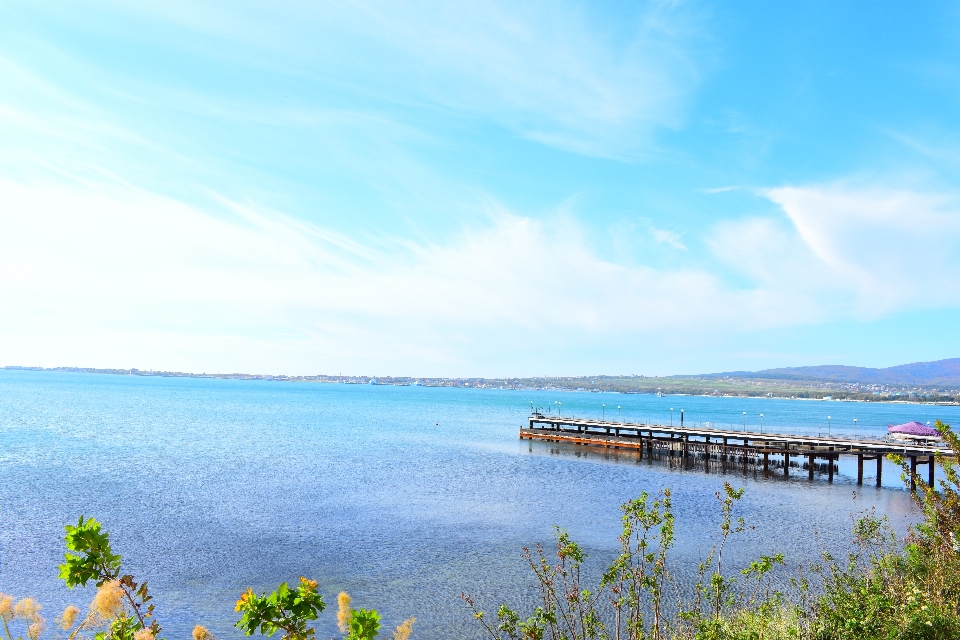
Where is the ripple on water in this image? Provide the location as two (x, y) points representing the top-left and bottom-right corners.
(1, 372), (944, 639)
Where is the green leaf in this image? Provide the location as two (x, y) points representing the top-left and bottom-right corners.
(59, 516), (122, 588)
(347, 608), (381, 640)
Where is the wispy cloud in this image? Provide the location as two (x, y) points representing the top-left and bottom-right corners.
(711, 181), (960, 319)
(4, 2), (959, 374)
(0, 178), (809, 375)
(766, 183), (960, 315)
(3, 177), (959, 374)
(651, 228), (687, 250)
(92, 0), (706, 159)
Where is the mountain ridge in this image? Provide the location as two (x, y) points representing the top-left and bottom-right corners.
(700, 358), (960, 387)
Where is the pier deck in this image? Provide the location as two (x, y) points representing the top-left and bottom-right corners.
(522, 414), (951, 488)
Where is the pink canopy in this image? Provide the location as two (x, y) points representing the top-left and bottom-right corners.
(888, 421), (939, 436)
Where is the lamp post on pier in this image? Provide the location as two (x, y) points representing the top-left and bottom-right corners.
(828, 415), (832, 437)
(670, 408), (674, 426)
(556, 401), (561, 417)
(602, 403), (605, 421)
(743, 411), (747, 432)
(618, 405), (621, 423)
(853, 418), (857, 440)
(759, 413), (764, 434)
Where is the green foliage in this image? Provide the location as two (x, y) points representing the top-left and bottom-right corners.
(58, 517), (121, 588)
(345, 608), (381, 640)
(96, 614), (139, 640)
(602, 489), (676, 639)
(57, 516), (161, 639)
(235, 578), (326, 640)
(811, 419), (960, 639)
(55, 518), (396, 640)
(462, 419), (960, 640)
(464, 483), (798, 640)
(463, 525), (608, 640)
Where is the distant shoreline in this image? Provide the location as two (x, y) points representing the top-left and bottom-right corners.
(3, 365), (958, 406)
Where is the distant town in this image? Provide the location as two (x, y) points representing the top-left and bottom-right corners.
(5, 363), (959, 404)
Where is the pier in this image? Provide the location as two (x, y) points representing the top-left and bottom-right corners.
(521, 414), (950, 488)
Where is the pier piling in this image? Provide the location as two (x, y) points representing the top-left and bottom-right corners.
(521, 415), (949, 488)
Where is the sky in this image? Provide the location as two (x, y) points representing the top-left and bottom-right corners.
(2, 0), (960, 377)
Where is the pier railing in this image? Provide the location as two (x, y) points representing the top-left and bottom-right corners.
(522, 414), (949, 489)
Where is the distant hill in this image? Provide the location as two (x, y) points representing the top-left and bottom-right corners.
(701, 358), (960, 387)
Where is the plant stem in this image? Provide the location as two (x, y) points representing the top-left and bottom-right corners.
(2, 616), (15, 640)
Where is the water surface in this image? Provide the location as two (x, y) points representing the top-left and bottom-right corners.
(2, 372), (957, 638)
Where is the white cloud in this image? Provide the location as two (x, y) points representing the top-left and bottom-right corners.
(765, 183), (960, 316)
(709, 182), (960, 320)
(709, 217), (829, 289)
(5, 178), (958, 375)
(0, 179), (805, 375)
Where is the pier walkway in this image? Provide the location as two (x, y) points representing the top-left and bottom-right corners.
(522, 414), (951, 489)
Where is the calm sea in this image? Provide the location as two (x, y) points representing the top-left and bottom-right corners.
(2, 371), (958, 639)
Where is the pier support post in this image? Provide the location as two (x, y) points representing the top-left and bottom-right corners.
(808, 455), (815, 480)
(784, 452), (789, 477)
(929, 456), (935, 488)
(910, 456), (917, 491)
(857, 454), (863, 485)
(722, 438), (728, 461)
(877, 456), (883, 487)
(763, 452), (769, 472)
(828, 456), (834, 482)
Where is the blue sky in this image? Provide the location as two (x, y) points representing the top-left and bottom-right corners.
(2, 1), (960, 376)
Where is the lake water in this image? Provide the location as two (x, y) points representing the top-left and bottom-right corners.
(2, 371), (958, 639)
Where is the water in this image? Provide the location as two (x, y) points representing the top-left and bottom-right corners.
(1, 371), (958, 639)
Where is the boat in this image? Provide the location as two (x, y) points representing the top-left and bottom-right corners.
(887, 421), (941, 443)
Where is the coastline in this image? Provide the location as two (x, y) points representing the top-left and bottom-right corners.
(2, 365), (957, 406)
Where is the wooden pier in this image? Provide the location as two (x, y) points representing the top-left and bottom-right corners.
(521, 414), (950, 488)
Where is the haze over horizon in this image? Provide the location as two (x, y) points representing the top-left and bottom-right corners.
(3, 1), (960, 377)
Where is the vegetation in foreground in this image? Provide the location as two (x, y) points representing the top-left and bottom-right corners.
(463, 419), (960, 640)
(2, 421), (959, 640)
